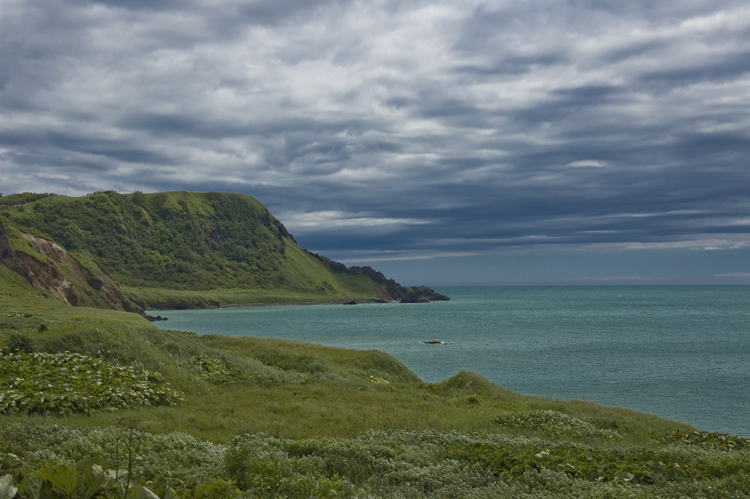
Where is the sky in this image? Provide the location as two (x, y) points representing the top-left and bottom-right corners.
(1, 0), (749, 286)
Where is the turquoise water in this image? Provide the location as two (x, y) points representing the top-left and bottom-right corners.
(155, 286), (750, 437)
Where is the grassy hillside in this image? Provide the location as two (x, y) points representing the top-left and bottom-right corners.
(0, 191), (400, 307)
(1, 268), (750, 498)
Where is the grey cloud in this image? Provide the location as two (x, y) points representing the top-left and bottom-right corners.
(638, 52), (750, 91)
(235, 0), (351, 26)
(87, 0), (186, 11)
(602, 40), (670, 64)
(0, 129), (176, 166)
(551, 85), (624, 103)
(675, 133), (750, 160)
(116, 113), (251, 139)
(453, 54), (565, 76)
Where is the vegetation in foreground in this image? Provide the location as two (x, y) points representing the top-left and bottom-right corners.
(2, 267), (750, 498)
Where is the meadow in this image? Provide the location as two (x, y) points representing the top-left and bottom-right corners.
(2, 264), (750, 498)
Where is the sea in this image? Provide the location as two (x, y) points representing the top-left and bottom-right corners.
(154, 286), (750, 437)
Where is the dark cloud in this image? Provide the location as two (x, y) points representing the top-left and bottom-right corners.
(116, 113), (250, 139)
(453, 54), (565, 76)
(638, 52), (750, 91)
(1, 0), (749, 283)
(602, 39), (670, 64)
(236, 0), (352, 26)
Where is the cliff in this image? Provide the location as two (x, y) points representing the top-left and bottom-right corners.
(310, 254), (450, 303)
(0, 191), (448, 308)
(0, 221), (142, 313)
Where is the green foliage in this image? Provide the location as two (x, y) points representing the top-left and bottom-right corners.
(6, 459), (164, 499)
(2, 426), (750, 499)
(219, 430), (744, 498)
(192, 478), (242, 499)
(3, 424), (226, 495)
(69, 250), (103, 277)
(441, 436), (750, 486)
(666, 430), (750, 451)
(0, 352), (183, 415)
(1, 221), (46, 263)
(2, 192), (289, 291)
(493, 410), (622, 440)
(192, 355), (243, 384)
(224, 434), (352, 498)
(2, 332), (35, 354)
(0, 193), (57, 207)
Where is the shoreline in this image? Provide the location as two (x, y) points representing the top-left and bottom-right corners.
(145, 298), (397, 312)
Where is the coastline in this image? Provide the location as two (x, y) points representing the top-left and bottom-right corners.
(145, 298), (396, 312)
(130, 286), (449, 312)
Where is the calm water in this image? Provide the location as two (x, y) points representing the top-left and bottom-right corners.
(155, 286), (750, 437)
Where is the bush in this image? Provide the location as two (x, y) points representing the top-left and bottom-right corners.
(3, 424), (227, 494)
(3, 332), (35, 354)
(192, 478), (242, 499)
(0, 352), (183, 415)
(192, 355), (243, 384)
(493, 410), (622, 440)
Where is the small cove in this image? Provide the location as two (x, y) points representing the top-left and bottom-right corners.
(155, 285), (750, 437)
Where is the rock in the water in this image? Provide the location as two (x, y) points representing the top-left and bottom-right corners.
(399, 286), (451, 303)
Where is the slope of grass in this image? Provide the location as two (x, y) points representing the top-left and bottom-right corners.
(0, 264), (44, 302)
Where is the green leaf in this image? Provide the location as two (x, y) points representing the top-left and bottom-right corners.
(34, 463), (82, 496)
(0, 475), (18, 499)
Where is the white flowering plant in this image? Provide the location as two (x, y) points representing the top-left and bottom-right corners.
(0, 351), (183, 415)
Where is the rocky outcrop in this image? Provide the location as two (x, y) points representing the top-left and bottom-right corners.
(310, 254), (450, 303)
(145, 314), (169, 321)
(398, 285), (451, 304)
(18, 232), (142, 313)
(0, 222), (142, 314)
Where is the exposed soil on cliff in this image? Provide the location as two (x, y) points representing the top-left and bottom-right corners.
(6, 229), (142, 314)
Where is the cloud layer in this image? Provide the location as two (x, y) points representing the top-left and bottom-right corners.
(1, 0), (749, 282)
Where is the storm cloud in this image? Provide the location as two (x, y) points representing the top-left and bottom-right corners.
(1, 0), (749, 284)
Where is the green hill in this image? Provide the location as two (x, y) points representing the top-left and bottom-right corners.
(0, 191), (446, 309)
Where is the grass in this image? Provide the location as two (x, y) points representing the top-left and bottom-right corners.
(2, 268), (750, 498)
(122, 240), (390, 309)
(123, 284), (380, 310)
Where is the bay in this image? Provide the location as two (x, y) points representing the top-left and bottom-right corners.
(155, 286), (750, 437)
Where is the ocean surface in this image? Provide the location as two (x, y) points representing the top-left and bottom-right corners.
(155, 286), (750, 437)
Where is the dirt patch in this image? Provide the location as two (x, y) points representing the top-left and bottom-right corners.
(16, 232), (142, 314)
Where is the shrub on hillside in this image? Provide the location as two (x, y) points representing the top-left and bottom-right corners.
(0, 352), (183, 415)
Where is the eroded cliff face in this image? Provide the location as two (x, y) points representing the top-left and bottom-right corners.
(0, 223), (142, 314)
